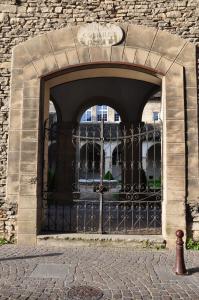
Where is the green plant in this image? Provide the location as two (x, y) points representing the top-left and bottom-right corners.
(186, 238), (199, 250)
(0, 238), (9, 246)
(104, 171), (114, 180)
(142, 239), (151, 248)
(148, 179), (161, 189)
(155, 244), (166, 250)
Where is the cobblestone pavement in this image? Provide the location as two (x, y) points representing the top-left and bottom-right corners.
(0, 245), (199, 299)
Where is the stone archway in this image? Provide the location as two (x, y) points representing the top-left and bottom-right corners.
(8, 24), (198, 247)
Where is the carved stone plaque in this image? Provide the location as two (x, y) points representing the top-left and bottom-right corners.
(77, 23), (123, 46)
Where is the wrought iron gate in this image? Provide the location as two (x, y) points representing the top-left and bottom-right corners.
(42, 119), (162, 235)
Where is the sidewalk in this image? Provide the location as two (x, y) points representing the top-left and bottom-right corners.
(0, 245), (199, 299)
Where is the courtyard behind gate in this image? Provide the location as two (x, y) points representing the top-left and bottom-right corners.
(43, 119), (162, 235)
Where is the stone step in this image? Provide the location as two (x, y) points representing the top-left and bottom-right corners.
(37, 233), (166, 249)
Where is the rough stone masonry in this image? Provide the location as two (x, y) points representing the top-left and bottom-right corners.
(0, 0), (199, 241)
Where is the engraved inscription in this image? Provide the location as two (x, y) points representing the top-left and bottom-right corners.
(77, 23), (123, 46)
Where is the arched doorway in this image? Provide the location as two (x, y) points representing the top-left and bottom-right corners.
(8, 24), (197, 246)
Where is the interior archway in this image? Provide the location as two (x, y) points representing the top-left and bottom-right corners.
(48, 68), (160, 125)
(41, 68), (163, 235)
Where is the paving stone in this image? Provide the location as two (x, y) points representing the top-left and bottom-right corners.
(0, 245), (198, 299)
(30, 263), (69, 279)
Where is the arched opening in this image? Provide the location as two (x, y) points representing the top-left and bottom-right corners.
(76, 104), (122, 186)
(112, 144), (122, 181)
(146, 143), (161, 187)
(9, 23), (193, 246)
(42, 75), (162, 235)
(45, 100), (59, 193)
(141, 91), (162, 124)
(79, 143), (104, 179)
(141, 90), (162, 190)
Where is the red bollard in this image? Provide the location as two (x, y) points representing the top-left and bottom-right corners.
(174, 230), (187, 275)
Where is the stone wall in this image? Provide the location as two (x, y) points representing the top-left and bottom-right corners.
(0, 203), (16, 242)
(142, 101), (161, 123)
(0, 0), (199, 241)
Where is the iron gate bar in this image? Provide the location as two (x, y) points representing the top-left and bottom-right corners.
(42, 118), (162, 235)
(99, 119), (104, 234)
(131, 125), (134, 190)
(42, 200), (161, 234)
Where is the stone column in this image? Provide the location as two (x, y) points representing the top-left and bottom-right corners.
(104, 155), (112, 175)
(91, 106), (97, 122)
(53, 121), (76, 203)
(104, 143), (113, 175)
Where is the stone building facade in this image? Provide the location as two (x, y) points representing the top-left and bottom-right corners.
(71, 101), (160, 181)
(0, 0), (198, 245)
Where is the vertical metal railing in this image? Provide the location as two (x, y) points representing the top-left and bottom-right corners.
(123, 125), (127, 191)
(42, 120), (162, 235)
(131, 125), (134, 191)
(99, 119), (104, 234)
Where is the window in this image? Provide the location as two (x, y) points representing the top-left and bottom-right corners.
(81, 108), (92, 122)
(97, 105), (108, 122)
(114, 111), (120, 122)
(152, 111), (159, 121)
